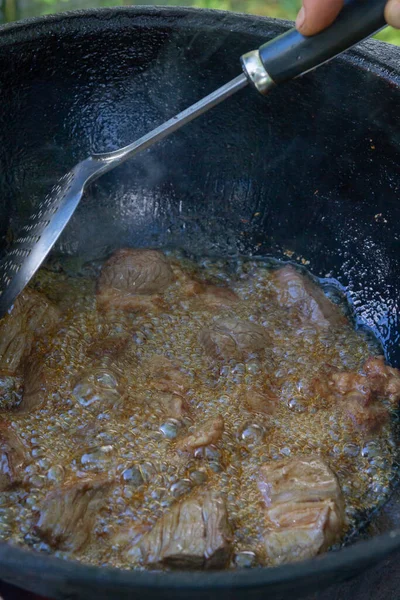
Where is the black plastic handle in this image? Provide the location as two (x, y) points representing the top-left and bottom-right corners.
(259, 0), (387, 84)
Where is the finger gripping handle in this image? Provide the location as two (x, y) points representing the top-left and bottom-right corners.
(258, 0), (387, 85)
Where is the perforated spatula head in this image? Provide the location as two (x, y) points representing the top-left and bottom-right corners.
(0, 172), (78, 315)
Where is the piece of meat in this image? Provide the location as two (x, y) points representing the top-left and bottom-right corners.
(273, 265), (346, 329)
(345, 400), (389, 433)
(99, 249), (174, 295)
(184, 282), (239, 311)
(156, 393), (187, 419)
(97, 249), (173, 312)
(0, 289), (60, 373)
(200, 317), (269, 361)
(364, 356), (388, 379)
(17, 356), (51, 413)
(0, 421), (29, 491)
(176, 416), (224, 453)
(35, 477), (112, 552)
(330, 372), (371, 406)
(97, 290), (167, 313)
(259, 457), (344, 566)
(259, 456), (343, 506)
(144, 356), (190, 418)
(127, 490), (232, 569)
(0, 370), (23, 410)
(244, 389), (277, 415)
(311, 365), (389, 433)
(364, 356), (400, 404)
(263, 500), (342, 566)
(87, 333), (130, 359)
(72, 368), (123, 414)
(146, 356), (189, 397)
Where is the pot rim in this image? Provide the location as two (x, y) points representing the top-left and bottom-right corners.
(0, 4), (399, 590)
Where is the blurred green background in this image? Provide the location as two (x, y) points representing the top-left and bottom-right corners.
(0, 0), (398, 45)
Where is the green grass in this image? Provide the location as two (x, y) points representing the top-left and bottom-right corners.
(2, 0), (400, 45)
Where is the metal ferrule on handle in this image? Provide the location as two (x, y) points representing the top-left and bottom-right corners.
(241, 0), (387, 94)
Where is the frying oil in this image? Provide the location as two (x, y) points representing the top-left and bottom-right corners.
(0, 252), (397, 569)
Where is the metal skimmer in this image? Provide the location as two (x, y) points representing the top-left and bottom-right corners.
(0, 74), (249, 317)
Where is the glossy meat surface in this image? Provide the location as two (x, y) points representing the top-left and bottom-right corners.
(126, 490), (232, 569)
(259, 457), (344, 565)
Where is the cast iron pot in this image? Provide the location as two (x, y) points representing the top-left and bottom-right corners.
(0, 6), (399, 600)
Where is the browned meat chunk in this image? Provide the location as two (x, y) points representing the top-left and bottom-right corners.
(244, 389), (277, 415)
(146, 356), (189, 397)
(200, 317), (269, 360)
(127, 490), (232, 569)
(363, 356), (400, 404)
(345, 400), (389, 433)
(0, 421), (29, 491)
(72, 368), (123, 414)
(176, 416), (224, 453)
(329, 372), (371, 406)
(311, 360), (393, 433)
(0, 371), (23, 410)
(259, 456), (343, 505)
(156, 393), (188, 419)
(100, 249), (173, 295)
(184, 281), (239, 311)
(87, 333), (130, 359)
(0, 289), (60, 373)
(144, 357), (191, 418)
(97, 249), (173, 312)
(35, 477), (112, 551)
(259, 457), (344, 565)
(273, 265), (346, 329)
(264, 500), (342, 566)
(19, 357), (50, 413)
(0, 289), (60, 412)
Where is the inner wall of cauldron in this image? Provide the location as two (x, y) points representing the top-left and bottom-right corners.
(0, 15), (400, 370)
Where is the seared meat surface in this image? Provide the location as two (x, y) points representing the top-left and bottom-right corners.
(0, 289), (60, 372)
(272, 265), (346, 329)
(0, 289), (60, 411)
(259, 457), (344, 565)
(176, 415), (224, 454)
(0, 252), (397, 572)
(0, 421), (29, 491)
(126, 490), (232, 569)
(364, 356), (400, 404)
(97, 249), (173, 312)
(199, 317), (269, 360)
(310, 356), (399, 433)
(35, 477), (112, 551)
(185, 282), (239, 311)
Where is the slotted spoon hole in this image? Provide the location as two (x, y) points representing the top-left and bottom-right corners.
(0, 173), (76, 302)
(17, 237), (32, 245)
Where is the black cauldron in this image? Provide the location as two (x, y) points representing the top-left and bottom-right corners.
(0, 7), (399, 599)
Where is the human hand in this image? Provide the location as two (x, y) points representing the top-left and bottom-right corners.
(296, 0), (400, 35)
